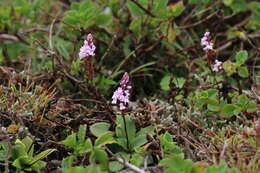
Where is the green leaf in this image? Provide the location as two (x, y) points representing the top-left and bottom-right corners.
(127, 1), (145, 16)
(235, 50), (248, 66)
(0, 141), (9, 161)
(76, 138), (93, 155)
(220, 104), (236, 118)
(86, 164), (105, 173)
(207, 89), (218, 98)
(12, 156), (31, 169)
(247, 101), (257, 113)
(61, 156), (75, 171)
(90, 122), (111, 138)
(65, 166), (88, 173)
(12, 139), (27, 160)
(237, 66), (249, 78)
(172, 77), (186, 88)
(109, 161), (124, 172)
(153, 0), (168, 11)
(230, 0), (247, 13)
(116, 115), (136, 141)
(160, 132), (183, 157)
(21, 136), (33, 153)
(29, 149), (56, 165)
(96, 13), (112, 27)
(61, 133), (77, 148)
(89, 148), (109, 169)
(223, 61), (237, 76)
(223, 0), (233, 6)
(160, 75), (171, 91)
(169, 3), (185, 17)
(78, 125), (87, 144)
(95, 132), (116, 147)
(129, 18), (142, 34)
(30, 160), (46, 172)
(237, 94), (249, 106)
(207, 99), (220, 112)
(131, 135), (147, 149)
(137, 125), (155, 136)
(159, 155), (195, 173)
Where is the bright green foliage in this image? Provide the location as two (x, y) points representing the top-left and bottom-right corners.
(160, 155), (200, 173)
(11, 136), (56, 172)
(63, 0), (112, 29)
(160, 132), (183, 158)
(61, 124), (116, 171)
(160, 75), (171, 91)
(90, 122), (111, 138)
(115, 114), (150, 152)
(193, 88), (257, 118)
(0, 141), (9, 162)
(204, 162), (241, 173)
(222, 50), (249, 77)
(160, 75), (186, 90)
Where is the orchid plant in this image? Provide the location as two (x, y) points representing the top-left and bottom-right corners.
(79, 33), (96, 80)
(201, 31), (223, 73)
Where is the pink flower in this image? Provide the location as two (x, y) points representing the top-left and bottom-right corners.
(112, 72), (131, 110)
(212, 60), (222, 72)
(79, 33), (96, 60)
(201, 32), (213, 51)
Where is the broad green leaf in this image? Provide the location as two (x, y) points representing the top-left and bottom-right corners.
(90, 122), (111, 138)
(21, 136), (33, 153)
(237, 94), (249, 106)
(131, 135), (147, 149)
(235, 50), (248, 66)
(65, 166), (88, 173)
(172, 77), (186, 88)
(153, 0), (168, 11)
(76, 138), (93, 155)
(160, 75), (171, 91)
(30, 160), (46, 172)
(237, 66), (249, 78)
(129, 18), (142, 34)
(207, 89), (218, 98)
(124, 115), (136, 142)
(230, 0), (247, 13)
(96, 13), (112, 26)
(12, 139), (27, 160)
(207, 99), (220, 112)
(109, 161), (124, 172)
(223, 61), (237, 76)
(159, 156), (196, 173)
(61, 156), (75, 171)
(130, 153), (145, 167)
(127, 1), (144, 16)
(61, 133), (77, 148)
(220, 104), (236, 118)
(169, 2), (185, 17)
(223, 0), (233, 6)
(95, 132), (116, 147)
(116, 115), (136, 141)
(12, 156), (31, 169)
(86, 164), (105, 173)
(247, 101), (257, 113)
(89, 148), (109, 169)
(137, 125), (155, 136)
